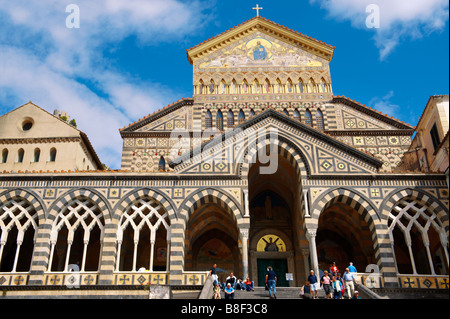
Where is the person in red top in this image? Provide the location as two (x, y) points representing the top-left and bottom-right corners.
(331, 262), (339, 277)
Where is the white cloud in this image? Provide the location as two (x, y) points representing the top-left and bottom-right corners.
(369, 90), (400, 118)
(310, 0), (449, 60)
(0, 0), (214, 169)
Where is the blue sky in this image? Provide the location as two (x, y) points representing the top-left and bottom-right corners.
(0, 0), (448, 169)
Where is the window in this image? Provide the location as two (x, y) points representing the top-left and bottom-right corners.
(17, 149), (24, 163)
(238, 110), (245, 124)
(116, 197), (170, 271)
(304, 109), (313, 127)
(0, 197), (38, 272)
(22, 119), (33, 131)
(49, 197), (104, 272)
(316, 109), (324, 131)
(205, 110), (212, 130)
(1, 149), (8, 163)
(228, 110), (234, 128)
(293, 109), (301, 121)
(34, 148), (41, 162)
(158, 156), (166, 172)
(298, 80), (304, 93)
(250, 109), (255, 117)
(430, 123), (441, 152)
(216, 110), (223, 131)
(283, 109), (289, 117)
(49, 148), (57, 162)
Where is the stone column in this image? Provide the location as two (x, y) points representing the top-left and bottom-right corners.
(243, 189), (250, 218)
(240, 228), (249, 280)
(306, 228), (319, 279)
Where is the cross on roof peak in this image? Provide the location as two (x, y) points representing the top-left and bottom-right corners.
(253, 4), (263, 17)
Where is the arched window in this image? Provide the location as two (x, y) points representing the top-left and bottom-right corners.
(158, 156), (166, 172)
(283, 109), (289, 117)
(220, 80), (226, 94)
(231, 80), (237, 94)
(249, 109), (256, 117)
(17, 149), (24, 163)
(208, 80), (215, 94)
(242, 80), (249, 93)
(49, 148), (57, 162)
(1, 149), (8, 163)
(216, 110), (223, 131)
(276, 79), (282, 93)
(298, 80), (304, 93)
(49, 197), (104, 272)
(0, 197), (38, 272)
(308, 79), (315, 93)
(388, 197), (449, 275)
(265, 79), (271, 93)
(205, 110), (212, 130)
(320, 78), (327, 93)
(238, 110), (245, 124)
(293, 109), (301, 121)
(227, 110), (234, 128)
(34, 148), (41, 162)
(198, 80), (204, 95)
(116, 197), (170, 271)
(304, 109), (313, 127)
(253, 79), (260, 93)
(316, 109), (324, 131)
(286, 79), (293, 93)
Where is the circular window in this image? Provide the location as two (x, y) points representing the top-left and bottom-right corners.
(22, 120), (33, 131)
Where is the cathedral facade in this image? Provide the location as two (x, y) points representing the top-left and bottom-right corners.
(0, 17), (448, 295)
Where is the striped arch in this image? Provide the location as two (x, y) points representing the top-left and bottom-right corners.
(168, 188), (245, 285)
(112, 188), (177, 222)
(179, 187), (244, 226)
(308, 187), (399, 287)
(28, 188), (111, 285)
(236, 132), (309, 179)
(0, 188), (46, 224)
(381, 188), (449, 238)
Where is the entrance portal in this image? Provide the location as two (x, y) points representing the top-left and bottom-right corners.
(257, 259), (289, 287)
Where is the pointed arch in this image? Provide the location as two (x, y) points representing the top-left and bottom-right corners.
(304, 109), (313, 127)
(298, 79), (304, 93)
(227, 109), (235, 128)
(238, 109), (245, 124)
(216, 110), (224, 131)
(316, 109), (324, 131)
(293, 109), (301, 121)
(205, 110), (212, 130)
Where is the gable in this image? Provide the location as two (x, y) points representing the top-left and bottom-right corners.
(197, 33), (326, 71)
(331, 96), (415, 130)
(0, 102), (81, 139)
(120, 99), (194, 133)
(187, 17), (335, 65)
(170, 109), (383, 176)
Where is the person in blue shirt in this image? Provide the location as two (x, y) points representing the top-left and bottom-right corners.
(348, 262), (357, 273)
(307, 270), (318, 299)
(265, 266), (277, 299)
(224, 283), (235, 299)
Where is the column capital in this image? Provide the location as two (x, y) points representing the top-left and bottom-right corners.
(305, 228), (317, 239)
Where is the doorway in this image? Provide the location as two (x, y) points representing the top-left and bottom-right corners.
(257, 258), (288, 287)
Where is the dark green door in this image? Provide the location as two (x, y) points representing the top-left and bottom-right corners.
(257, 259), (288, 287)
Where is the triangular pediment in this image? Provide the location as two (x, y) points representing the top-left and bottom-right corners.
(119, 99), (194, 133)
(170, 108), (383, 176)
(187, 17), (335, 66)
